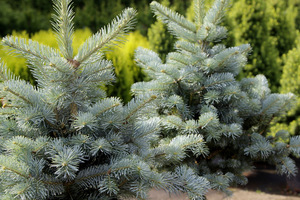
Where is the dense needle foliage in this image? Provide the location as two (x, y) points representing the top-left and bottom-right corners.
(132, 0), (300, 198)
(0, 0), (299, 199)
(0, 1), (179, 199)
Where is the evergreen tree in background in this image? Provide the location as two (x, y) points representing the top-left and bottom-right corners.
(0, 0), (52, 36)
(271, 36), (300, 137)
(132, 0), (300, 197)
(0, 1), (181, 199)
(224, 0), (299, 92)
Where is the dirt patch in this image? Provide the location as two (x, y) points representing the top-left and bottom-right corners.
(146, 167), (300, 200)
(223, 189), (300, 200)
(147, 189), (300, 200)
(130, 166), (300, 200)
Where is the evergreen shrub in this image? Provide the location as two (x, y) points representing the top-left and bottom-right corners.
(132, 0), (300, 198)
(185, 0), (299, 92)
(0, 0), (299, 199)
(0, 1), (178, 199)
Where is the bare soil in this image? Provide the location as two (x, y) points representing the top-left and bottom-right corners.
(146, 166), (300, 200)
(147, 188), (300, 200)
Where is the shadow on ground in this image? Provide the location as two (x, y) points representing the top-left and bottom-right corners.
(147, 159), (300, 200)
(240, 159), (300, 196)
(137, 158), (300, 200)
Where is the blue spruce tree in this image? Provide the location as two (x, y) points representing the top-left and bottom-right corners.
(0, 0), (189, 199)
(132, 0), (300, 198)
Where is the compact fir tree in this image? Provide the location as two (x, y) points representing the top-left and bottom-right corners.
(0, 0), (190, 199)
(132, 0), (300, 198)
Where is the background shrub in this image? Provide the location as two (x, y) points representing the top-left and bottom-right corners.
(224, 0), (298, 92)
(271, 36), (300, 136)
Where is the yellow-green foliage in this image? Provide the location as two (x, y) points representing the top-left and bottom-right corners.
(72, 29), (93, 53)
(0, 28), (92, 84)
(186, 0), (214, 21)
(281, 38), (300, 101)
(0, 31), (31, 83)
(1, 29), (148, 102)
(31, 29), (58, 49)
(106, 31), (149, 102)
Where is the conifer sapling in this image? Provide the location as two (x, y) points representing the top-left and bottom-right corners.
(132, 0), (300, 198)
(0, 0), (176, 199)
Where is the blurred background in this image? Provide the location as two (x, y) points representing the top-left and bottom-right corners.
(0, 0), (299, 138)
